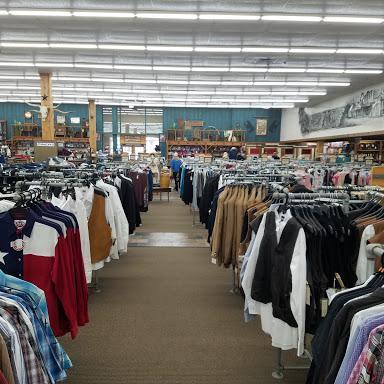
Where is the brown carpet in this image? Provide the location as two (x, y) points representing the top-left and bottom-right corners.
(61, 193), (307, 383)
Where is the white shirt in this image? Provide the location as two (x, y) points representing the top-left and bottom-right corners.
(51, 195), (92, 284)
(242, 208), (307, 356)
(96, 180), (129, 254)
(356, 224), (376, 284)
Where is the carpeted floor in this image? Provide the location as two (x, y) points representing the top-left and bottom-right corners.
(61, 193), (308, 383)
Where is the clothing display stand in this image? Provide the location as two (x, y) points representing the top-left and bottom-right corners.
(272, 347), (312, 380)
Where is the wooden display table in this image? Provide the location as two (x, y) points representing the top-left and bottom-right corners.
(153, 187), (172, 201)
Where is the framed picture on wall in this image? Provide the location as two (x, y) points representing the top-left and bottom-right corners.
(256, 119), (268, 136)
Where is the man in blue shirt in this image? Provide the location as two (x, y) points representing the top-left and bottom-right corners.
(170, 152), (182, 191)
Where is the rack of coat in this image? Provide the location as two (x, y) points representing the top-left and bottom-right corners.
(240, 192), (372, 358)
(0, 186), (89, 342)
(0, 269), (73, 383)
(307, 272), (384, 384)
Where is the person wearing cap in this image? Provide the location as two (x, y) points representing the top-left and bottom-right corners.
(170, 152), (183, 191)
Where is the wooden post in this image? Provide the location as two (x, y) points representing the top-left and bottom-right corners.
(39, 72), (54, 140)
(88, 99), (97, 152)
(315, 142), (324, 159)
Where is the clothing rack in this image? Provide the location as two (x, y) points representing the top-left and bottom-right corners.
(272, 191), (350, 203)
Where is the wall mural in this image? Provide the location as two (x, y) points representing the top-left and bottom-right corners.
(299, 87), (384, 134)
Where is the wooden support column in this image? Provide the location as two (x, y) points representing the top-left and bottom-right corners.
(88, 99), (97, 152)
(39, 72), (54, 140)
(315, 141), (324, 158)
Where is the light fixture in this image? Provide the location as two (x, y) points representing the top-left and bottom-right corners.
(36, 62), (74, 68)
(115, 65), (152, 70)
(0, 10), (8, 15)
(50, 43), (98, 49)
(147, 45), (193, 52)
(195, 47), (241, 52)
(345, 69), (383, 74)
(198, 13), (260, 20)
(323, 16), (383, 24)
(268, 68), (306, 73)
(98, 44), (146, 50)
(242, 47), (289, 53)
(75, 64), (113, 69)
(191, 67), (229, 72)
(153, 66), (191, 71)
(306, 68), (344, 73)
(337, 48), (383, 54)
(0, 62), (34, 67)
(289, 48), (337, 54)
(9, 10), (72, 17)
(1, 42), (49, 48)
(125, 79), (155, 84)
(135, 12), (198, 20)
(73, 11), (135, 18)
(229, 68), (267, 72)
(261, 15), (322, 22)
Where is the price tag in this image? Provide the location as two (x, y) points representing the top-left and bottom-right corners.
(321, 298), (329, 317)
(306, 284), (311, 306)
(211, 257), (217, 265)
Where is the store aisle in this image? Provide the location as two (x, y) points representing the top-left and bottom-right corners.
(62, 193), (307, 384)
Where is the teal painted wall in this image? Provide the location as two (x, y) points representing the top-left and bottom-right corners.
(163, 107), (281, 142)
(0, 102), (104, 148)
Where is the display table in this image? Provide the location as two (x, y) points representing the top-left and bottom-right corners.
(153, 187), (172, 201)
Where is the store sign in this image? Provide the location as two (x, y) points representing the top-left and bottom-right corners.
(36, 142), (55, 147)
(70, 117), (80, 124)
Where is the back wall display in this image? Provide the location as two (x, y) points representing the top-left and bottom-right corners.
(163, 107), (281, 142)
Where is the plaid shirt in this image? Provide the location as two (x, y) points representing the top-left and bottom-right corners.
(348, 325), (384, 384)
(0, 306), (50, 384)
(0, 271), (72, 370)
(0, 290), (68, 383)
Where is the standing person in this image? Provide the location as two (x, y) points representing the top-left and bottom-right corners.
(170, 152), (182, 191)
(228, 147), (238, 160)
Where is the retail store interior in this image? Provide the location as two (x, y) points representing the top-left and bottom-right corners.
(2, 1), (384, 383)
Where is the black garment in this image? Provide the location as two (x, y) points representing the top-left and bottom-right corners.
(119, 176), (141, 234)
(199, 174), (220, 226)
(207, 187), (225, 242)
(291, 184), (313, 193)
(228, 148), (238, 160)
(173, 171), (179, 191)
(181, 169), (193, 205)
(271, 218), (302, 327)
(251, 212), (277, 303)
(306, 276), (384, 384)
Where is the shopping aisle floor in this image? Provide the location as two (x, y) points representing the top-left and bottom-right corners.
(62, 193), (307, 383)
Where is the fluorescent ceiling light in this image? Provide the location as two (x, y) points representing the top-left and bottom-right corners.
(1, 42), (49, 48)
(147, 45), (193, 52)
(268, 68), (306, 73)
(36, 62), (74, 68)
(98, 44), (146, 50)
(337, 48), (383, 54)
(190, 80), (222, 85)
(75, 64), (113, 69)
(230, 68), (267, 72)
(289, 48), (336, 54)
(0, 62), (33, 67)
(136, 12), (198, 20)
(92, 78), (124, 83)
(125, 79), (154, 84)
(198, 13), (260, 20)
(50, 43), (97, 49)
(115, 65), (152, 70)
(324, 16), (383, 24)
(242, 47), (289, 53)
(307, 68), (344, 73)
(0, 10), (8, 15)
(221, 81), (253, 85)
(261, 15), (322, 22)
(345, 69), (383, 74)
(195, 47), (241, 53)
(191, 67), (229, 72)
(73, 11), (134, 18)
(153, 66), (191, 71)
(316, 82), (350, 87)
(9, 10), (72, 17)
